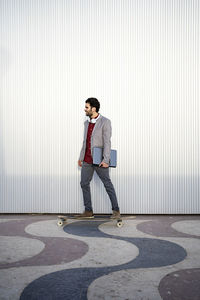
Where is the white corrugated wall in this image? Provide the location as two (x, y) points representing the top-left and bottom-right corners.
(0, 0), (199, 213)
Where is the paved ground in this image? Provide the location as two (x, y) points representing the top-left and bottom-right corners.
(0, 214), (200, 300)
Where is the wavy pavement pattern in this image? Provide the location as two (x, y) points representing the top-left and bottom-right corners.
(0, 218), (88, 269)
(137, 216), (200, 239)
(20, 220), (187, 300)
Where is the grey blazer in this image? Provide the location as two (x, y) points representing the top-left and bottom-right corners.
(79, 114), (112, 164)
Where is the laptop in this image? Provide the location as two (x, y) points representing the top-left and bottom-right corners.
(92, 147), (117, 168)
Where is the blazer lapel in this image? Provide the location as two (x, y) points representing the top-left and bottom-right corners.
(84, 122), (89, 140)
(91, 115), (102, 136)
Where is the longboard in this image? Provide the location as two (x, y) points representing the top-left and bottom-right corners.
(57, 214), (136, 228)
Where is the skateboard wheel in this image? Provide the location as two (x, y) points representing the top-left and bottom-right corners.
(117, 221), (123, 228)
(57, 220), (63, 227)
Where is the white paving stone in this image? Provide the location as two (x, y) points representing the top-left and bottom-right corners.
(87, 268), (163, 300)
(0, 237), (45, 264)
(171, 220), (200, 236)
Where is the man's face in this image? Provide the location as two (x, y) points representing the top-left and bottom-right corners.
(84, 103), (93, 117)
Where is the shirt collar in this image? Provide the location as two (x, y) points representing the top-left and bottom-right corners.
(89, 113), (100, 124)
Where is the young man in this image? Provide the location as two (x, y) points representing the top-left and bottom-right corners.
(77, 97), (120, 219)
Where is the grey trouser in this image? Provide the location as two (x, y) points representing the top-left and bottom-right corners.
(80, 161), (120, 212)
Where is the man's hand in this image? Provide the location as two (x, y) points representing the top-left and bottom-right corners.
(78, 160), (83, 167)
(99, 161), (109, 168)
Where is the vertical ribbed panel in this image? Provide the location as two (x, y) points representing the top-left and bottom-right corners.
(0, 0), (199, 213)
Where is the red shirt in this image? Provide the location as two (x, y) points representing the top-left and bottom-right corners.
(84, 114), (99, 164)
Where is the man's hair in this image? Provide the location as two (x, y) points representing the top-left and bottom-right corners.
(85, 98), (100, 113)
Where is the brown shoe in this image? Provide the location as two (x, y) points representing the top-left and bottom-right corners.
(76, 210), (94, 219)
(110, 210), (121, 219)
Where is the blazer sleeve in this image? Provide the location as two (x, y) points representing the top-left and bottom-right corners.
(102, 119), (112, 164)
(79, 122), (86, 161)
(79, 140), (85, 161)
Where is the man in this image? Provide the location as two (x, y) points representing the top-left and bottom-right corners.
(77, 97), (121, 219)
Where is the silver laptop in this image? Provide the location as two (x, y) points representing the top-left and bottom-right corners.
(92, 147), (117, 168)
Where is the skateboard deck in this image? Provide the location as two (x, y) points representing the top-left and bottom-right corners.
(57, 214), (136, 228)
